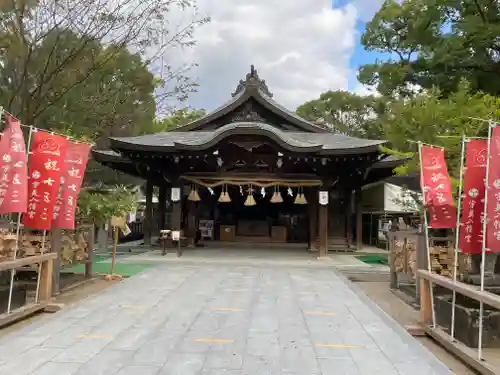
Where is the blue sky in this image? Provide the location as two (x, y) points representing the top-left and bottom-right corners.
(176, 0), (387, 111)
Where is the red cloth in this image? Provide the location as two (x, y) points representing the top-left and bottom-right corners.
(0, 113), (28, 214)
(23, 132), (68, 230)
(459, 140), (488, 253)
(52, 142), (90, 229)
(420, 145), (457, 228)
(486, 126), (500, 252)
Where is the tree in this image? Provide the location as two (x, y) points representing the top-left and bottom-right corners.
(379, 83), (500, 184)
(0, 0), (209, 133)
(296, 90), (386, 138)
(141, 107), (206, 134)
(359, 0), (500, 98)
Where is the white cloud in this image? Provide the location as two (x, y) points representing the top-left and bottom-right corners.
(172, 0), (384, 111)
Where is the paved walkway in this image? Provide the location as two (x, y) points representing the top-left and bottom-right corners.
(0, 262), (452, 375)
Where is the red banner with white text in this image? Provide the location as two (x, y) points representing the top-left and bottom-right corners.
(459, 140), (488, 253)
(420, 145), (457, 228)
(0, 114), (28, 214)
(486, 126), (500, 252)
(52, 142), (90, 229)
(23, 132), (69, 230)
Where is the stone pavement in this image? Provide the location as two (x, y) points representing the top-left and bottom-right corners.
(0, 262), (453, 375)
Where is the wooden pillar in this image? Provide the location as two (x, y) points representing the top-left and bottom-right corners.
(39, 259), (54, 301)
(308, 191), (318, 252)
(51, 229), (62, 295)
(144, 180), (154, 246)
(85, 224), (95, 278)
(158, 185), (167, 230)
(187, 201), (197, 247)
(345, 189), (353, 248)
(318, 190), (329, 257)
(171, 183), (182, 234)
(355, 187), (363, 251)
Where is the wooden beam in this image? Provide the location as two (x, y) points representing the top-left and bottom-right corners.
(0, 303), (48, 329)
(424, 325), (499, 375)
(417, 270), (500, 311)
(0, 253), (56, 272)
(158, 185), (167, 231)
(345, 189), (353, 248)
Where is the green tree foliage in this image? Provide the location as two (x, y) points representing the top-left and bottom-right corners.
(360, 0), (500, 98)
(296, 90), (386, 138)
(0, 0), (209, 140)
(78, 186), (137, 226)
(377, 83), (500, 182)
(141, 107), (206, 134)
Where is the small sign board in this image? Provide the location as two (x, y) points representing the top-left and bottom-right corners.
(172, 230), (180, 241)
(111, 216), (126, 228)
(171, 187), (181, 202)
(121, 224), (131, 236)
(319, 191), (329, 206)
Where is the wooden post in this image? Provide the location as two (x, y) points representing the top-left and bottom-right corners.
(144, 180), (154, 246)
(388, 232), (398, 289)
(51, 229), (62, 295)
(345, 189), (353, 248)
(85, 224), (95, 278)
(308, 194), (318, 252)
(110, 227), (118, 275)
(318, 191), (328, 257)
(355, 187), (363, 251)
(187, 201), (197, 247)
(158, 185), (167, 231)
(171, 183), (182, 234)
(38, 259), (54, 301)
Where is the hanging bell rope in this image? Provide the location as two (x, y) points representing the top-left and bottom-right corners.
(218, 184), (231, 203)
(270, 185), (283, 203)
(244, 184), (256, 206)
(188, 184), (201, 201)
(294, 186), (307, 205)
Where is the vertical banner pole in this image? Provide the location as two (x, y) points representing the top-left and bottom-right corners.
(451, 135), (466, 340)
(35, 230), (47, 303)
(418, 141), (436, 328)
(478, 122), (494, 360)
(7, 126), (34, 314)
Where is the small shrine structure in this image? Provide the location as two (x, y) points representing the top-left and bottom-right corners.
(92, 66), (404, 255)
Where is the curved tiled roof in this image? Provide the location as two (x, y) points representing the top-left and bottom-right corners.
(109, 122), (386, 155)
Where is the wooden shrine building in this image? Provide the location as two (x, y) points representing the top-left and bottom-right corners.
(92, 66), (404, 256)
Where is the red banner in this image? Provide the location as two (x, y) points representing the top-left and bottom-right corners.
(23, 132), (69, 230)
(52, 142), (90, 229)
(420, 145), (457, 228)
(459, 140), (488, 253)
(0, 114), (28, 214)
(486, 126), (500, 252)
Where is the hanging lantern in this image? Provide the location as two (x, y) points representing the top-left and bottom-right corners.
(188, 185), (200, 201)
(244, 185), (256, 206)
(270, 185), (283, 203)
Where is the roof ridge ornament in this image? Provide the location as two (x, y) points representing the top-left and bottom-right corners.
(231, 65), (273, 98)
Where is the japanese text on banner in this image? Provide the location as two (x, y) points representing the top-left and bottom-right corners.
(486, 126), (500, 252)
(420, 145), (457, 228)
(22, 132), (68, 230)
(52, 142), (90, 229)
(0, 114), (28, 214)
(459, 140), (488, 253)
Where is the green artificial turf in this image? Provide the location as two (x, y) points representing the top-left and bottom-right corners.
(356, 254), (388, 265)
(64, 261), (154, 277)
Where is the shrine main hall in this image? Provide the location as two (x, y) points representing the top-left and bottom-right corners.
(92, 66), (404, 255)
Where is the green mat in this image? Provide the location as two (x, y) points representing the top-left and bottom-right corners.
(356, 254), (388, 265)
(64, 261), (155, 277)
